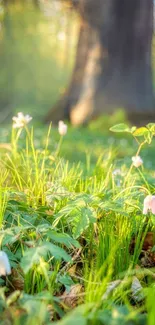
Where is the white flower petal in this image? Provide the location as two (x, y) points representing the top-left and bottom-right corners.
(58, 121), (67, 136)
(13, 122), (23, 128)
(143, 195), (155, 215)
(12, 112), (32, 128)
(132, 156), (143, 168)
(0, 251), (11, 276)
(12, 117), (18, 122)
(17, 112), (24, 118)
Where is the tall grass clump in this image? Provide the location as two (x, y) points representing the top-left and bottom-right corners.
(0, 116), (155, 324)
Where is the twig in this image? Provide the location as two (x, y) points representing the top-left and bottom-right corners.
(59, 248), (82, 274)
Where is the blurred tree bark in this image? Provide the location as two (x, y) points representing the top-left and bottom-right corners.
(46, 0), (154, 125)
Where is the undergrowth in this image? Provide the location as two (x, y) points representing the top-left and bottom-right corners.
(0, 114), (155, 324)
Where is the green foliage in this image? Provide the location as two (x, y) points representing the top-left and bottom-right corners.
(0, 116), (155, 324)
(110, 123), (132, 133)
(110, 123), (155, 145)
(21, 242), (71, 274)
(52, 305), (87, 325)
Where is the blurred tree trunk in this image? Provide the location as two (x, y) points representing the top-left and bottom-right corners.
(46, 0), (154, 125)
(45, 21), (97, 123)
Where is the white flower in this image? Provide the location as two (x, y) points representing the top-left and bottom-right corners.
(132, 155), (143, 168)
(58, 120), (67, 136)
(0, 251), (11, 276)
(143, 195), (155, 214)
(12, 112), (32, 128)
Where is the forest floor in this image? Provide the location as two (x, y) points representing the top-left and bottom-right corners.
(0, 111), (155, 325)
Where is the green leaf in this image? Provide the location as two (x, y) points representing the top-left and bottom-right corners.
(21, 300), (47, 323)
(43, 242), (71, 262)
(21, 242), (71, 273)
(72, 207), (96, 239)
(110, 123), (130, 133)
(58, 274), (74, 291)
(2, 233), (20, 245)
(46, 231), (81, 249)
(133, 127), (149, 137)
(147, 123), (155, 133)
(52, 305), (87, 325)
(21, 246), (48, 273)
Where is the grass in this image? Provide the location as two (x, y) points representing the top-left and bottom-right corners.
(0, 112), (155, 324)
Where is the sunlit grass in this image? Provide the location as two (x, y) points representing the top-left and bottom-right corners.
(0, 112), (154, 324)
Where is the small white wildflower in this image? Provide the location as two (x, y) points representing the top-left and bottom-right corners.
(132, 155), (143, 168)
(12, 112), (32, 128)
(58, 120), (67, 136)
(143, 195), (155, 214)
(0, 251), (11, 276)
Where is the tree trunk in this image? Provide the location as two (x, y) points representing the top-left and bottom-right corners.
(46, 0), (154, 126)
(45, 20), (97, 123)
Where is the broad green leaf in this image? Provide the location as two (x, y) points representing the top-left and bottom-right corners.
(133, 127), (149, 137)
(58, 274), (74, 291)
(52, 305), (87, 325)
(43, 242), (71, 262)
(2, 233), (20, 246)
(110, 123), (130, 133)
(71, 214), (89, 239)
(46, 231), (81, 249)
(21, 246), (48, 273)
(21, 300), (47, 323)
(72, 207), (96, 239)
(53, 194), (98, 228)
(21, 242), (71, 273)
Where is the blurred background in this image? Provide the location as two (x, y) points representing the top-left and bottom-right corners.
(0, 0), (155, 125)
(0, 0), (78, 122)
